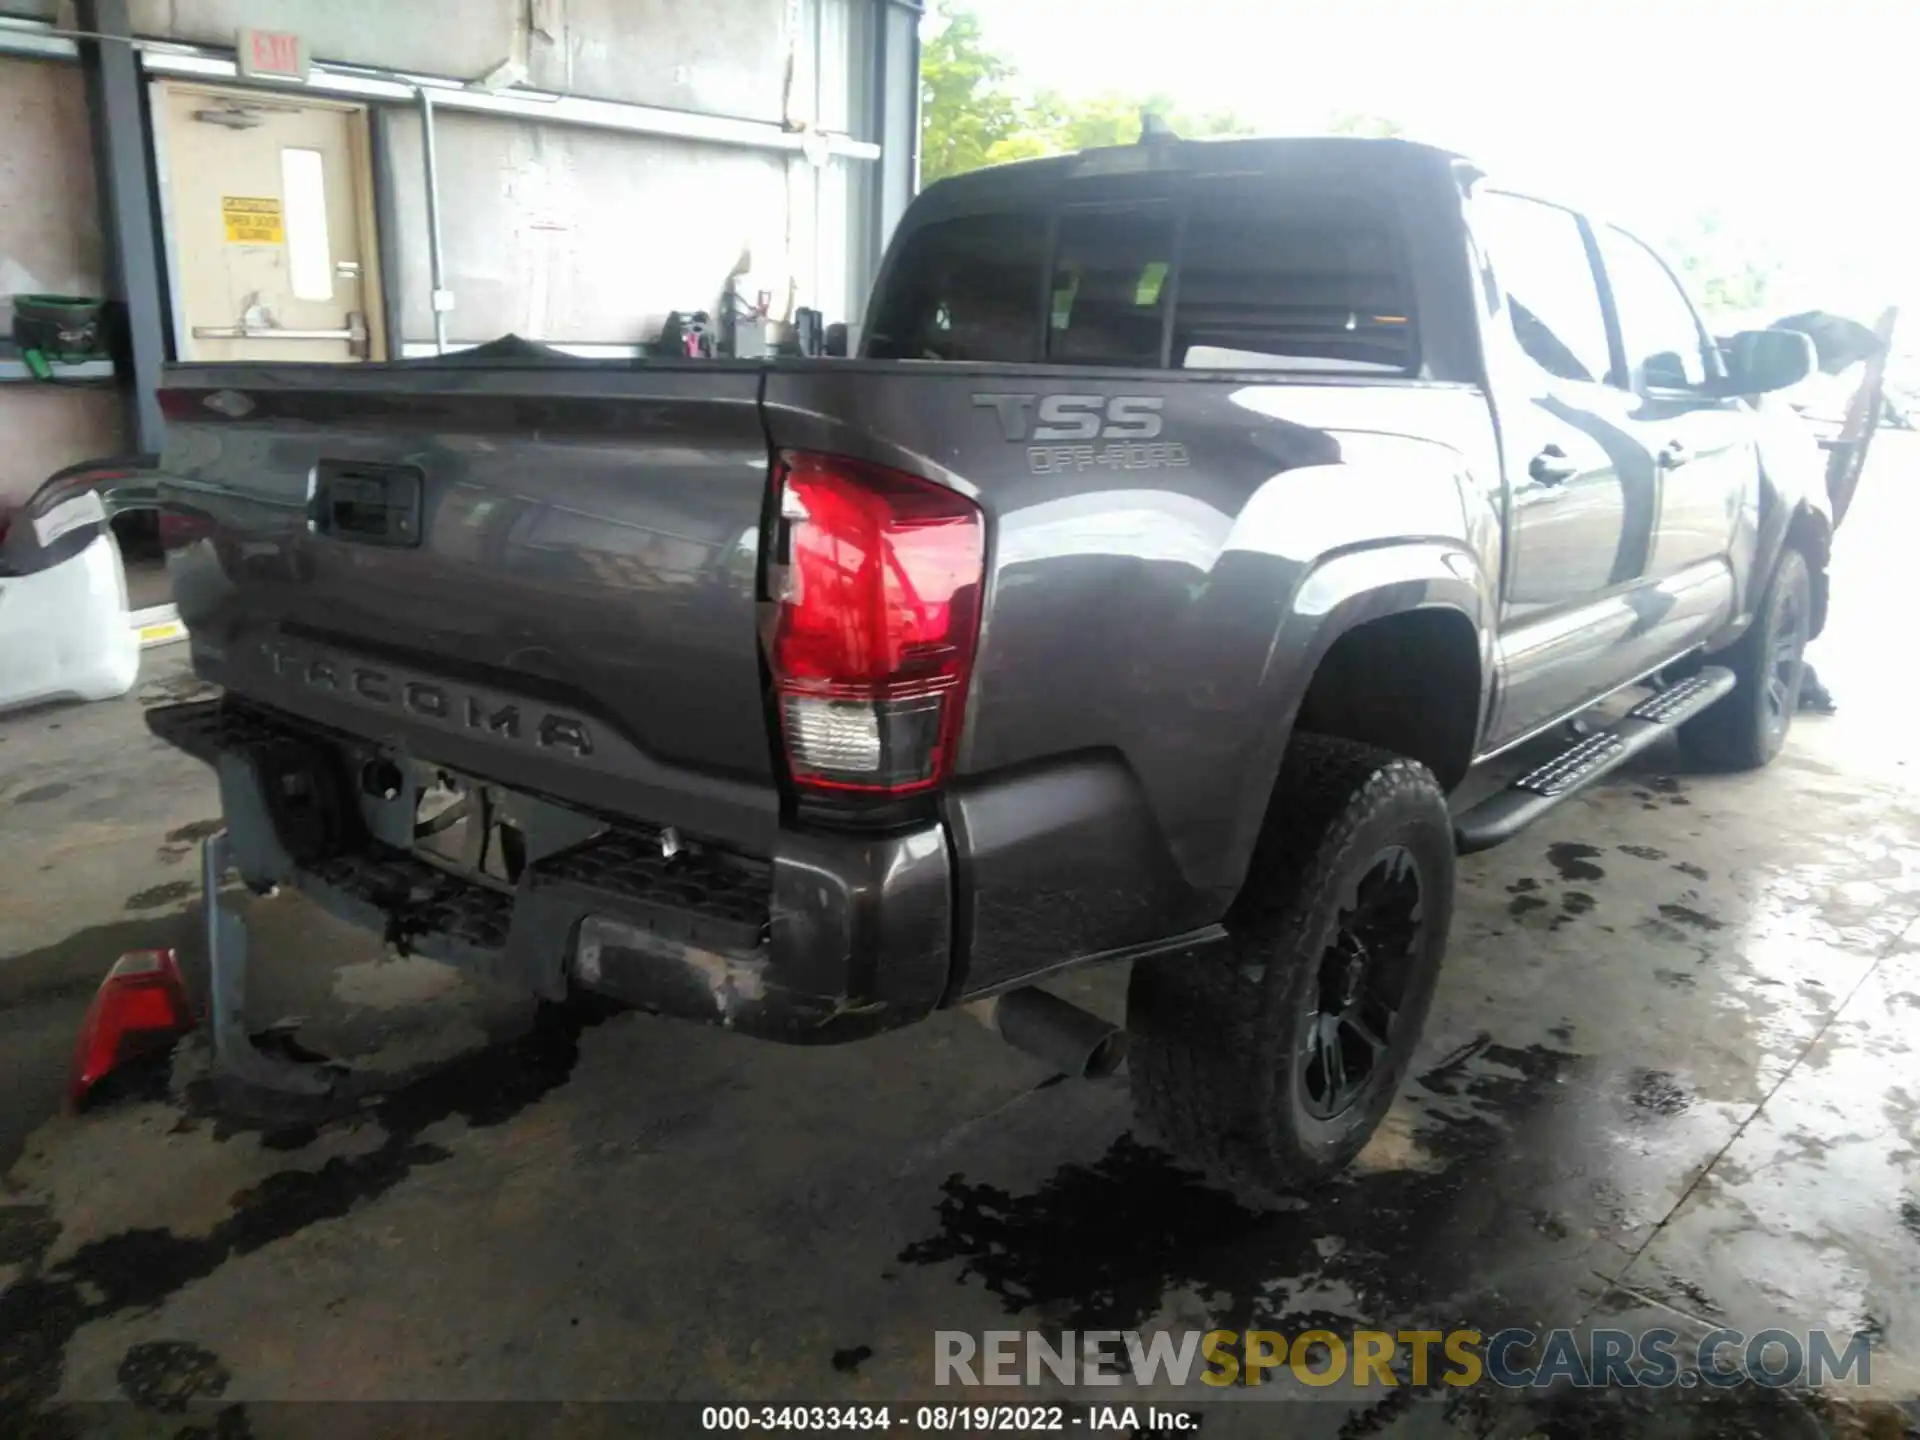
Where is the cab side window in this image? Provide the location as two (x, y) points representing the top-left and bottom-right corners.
(1474, 192), (1614, 386)
(1594, 225), (1712, 391)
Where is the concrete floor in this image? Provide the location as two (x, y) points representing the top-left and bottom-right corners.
(5, 440), (1920, 1438)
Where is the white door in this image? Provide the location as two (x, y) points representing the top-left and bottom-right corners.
(156, 83), (385, 363)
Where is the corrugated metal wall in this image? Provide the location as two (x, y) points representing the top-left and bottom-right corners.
(381, 112), (796, 348)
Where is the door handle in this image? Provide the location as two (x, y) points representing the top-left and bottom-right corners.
(1528, 444), (1578, 486)
(1657, 441), (1692, 470)
(193, 312), (369, 358)
(193, 326), (356, 340)
(308, 460), (423, 547)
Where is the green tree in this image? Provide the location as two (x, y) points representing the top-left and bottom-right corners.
(1327, 113), (1406, 138)
(918, 3), (1254, 186)
(917, 6), (1029, 184)
(1665, 211), (1779, 318)
(1039, 91), (1255, 150)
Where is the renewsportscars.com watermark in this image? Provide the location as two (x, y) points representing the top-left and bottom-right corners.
(935, 1327), (1875, 1390)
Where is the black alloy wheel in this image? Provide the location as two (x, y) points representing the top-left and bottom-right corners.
(1299, 845), (1425, 1120)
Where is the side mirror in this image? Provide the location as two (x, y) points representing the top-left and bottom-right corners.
(1720, 328), (1816, 395)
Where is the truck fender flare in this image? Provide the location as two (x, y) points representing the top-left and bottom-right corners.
(1767, 498), (1833, 638)
(1724, 491), (1833, 652)
(1217, 540), (1495, 902)
(1722, 412), (1834, 651)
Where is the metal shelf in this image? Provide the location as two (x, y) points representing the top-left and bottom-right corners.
(0, 355), (117, 384)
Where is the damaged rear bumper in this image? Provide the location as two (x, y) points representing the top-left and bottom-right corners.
(146, 697), (952, 1042)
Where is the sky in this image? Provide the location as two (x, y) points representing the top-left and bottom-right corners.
(958, 0), (1917, 324)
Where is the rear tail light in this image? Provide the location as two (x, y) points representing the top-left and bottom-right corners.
(70, 949), (194, 1105)
(769, 451), (985, 795)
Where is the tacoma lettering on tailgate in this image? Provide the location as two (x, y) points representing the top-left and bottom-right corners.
(258, 640), (594, 757)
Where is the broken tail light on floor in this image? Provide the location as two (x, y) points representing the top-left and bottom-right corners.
(769, 452), (985, 796)
(70, 948), (194, 1106)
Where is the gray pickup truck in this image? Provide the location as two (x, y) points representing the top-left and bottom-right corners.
(147, 136), (1829, 1193)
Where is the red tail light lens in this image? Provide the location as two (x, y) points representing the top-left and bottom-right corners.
(770, 451), (985, 795)
(70, 949), (194, 1105)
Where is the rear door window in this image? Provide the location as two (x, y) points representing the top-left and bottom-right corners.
(1047, 206), (1176, 367)
(1474, 192), (1614, 385)
(866, 213), (1046, 362)
(1173, 189), (1415, 373)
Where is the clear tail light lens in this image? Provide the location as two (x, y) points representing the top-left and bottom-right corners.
(770, 451), (985, 795)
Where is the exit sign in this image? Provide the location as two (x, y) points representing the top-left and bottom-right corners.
(236, 28), (309, 81)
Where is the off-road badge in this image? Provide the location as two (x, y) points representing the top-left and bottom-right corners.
(973, 393), (1191, 475)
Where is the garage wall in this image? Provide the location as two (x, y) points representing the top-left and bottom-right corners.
(529, 0), (792, 120)
(0, 55), (124, 508)
(130, 0), (795, 120)
(382, 110), (796, 347)
(130, 0), (867, 349)
(0, 388), (125, 508)
(0, 0), (877, 472)
(0, 57), (100, 323)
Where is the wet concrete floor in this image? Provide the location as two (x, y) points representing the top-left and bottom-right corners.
(4, 441), (1920, 1437)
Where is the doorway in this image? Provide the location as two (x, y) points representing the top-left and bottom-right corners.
(153, 83), (386, 364)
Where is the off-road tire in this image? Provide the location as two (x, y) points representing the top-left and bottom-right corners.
(1127, 735), (1454, 1197)
(1677, 547), (1812, 771)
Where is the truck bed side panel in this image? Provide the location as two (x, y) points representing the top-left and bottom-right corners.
(765, 364), (1502, 993)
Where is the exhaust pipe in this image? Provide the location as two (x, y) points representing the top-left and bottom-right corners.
(967, 987), (1127, 1079)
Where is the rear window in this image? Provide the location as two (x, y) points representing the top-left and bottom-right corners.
(1047, 206), (1176, 368)
(867, 186), (1414, 373)
(865, 214), (1045, 362)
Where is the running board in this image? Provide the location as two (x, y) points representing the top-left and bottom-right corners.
(1454, 666), (1735, 855)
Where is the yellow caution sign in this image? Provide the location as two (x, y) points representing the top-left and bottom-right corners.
(222, 196), (284, 244)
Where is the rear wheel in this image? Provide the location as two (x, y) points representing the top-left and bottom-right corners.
(1127, 735), (1454, 1197)
(1678, 547), (1812, 770)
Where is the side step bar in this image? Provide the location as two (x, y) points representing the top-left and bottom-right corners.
(1454, 666), (1735, 855)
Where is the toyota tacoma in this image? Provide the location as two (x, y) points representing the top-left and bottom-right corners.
(145, 137), (1830, 1193)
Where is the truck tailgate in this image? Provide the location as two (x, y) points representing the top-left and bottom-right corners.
(157, 363), (780, 849)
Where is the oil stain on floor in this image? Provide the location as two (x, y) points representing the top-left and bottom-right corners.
(896, 1041), (1584, 1344)
(0, 998), (613, 1432)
